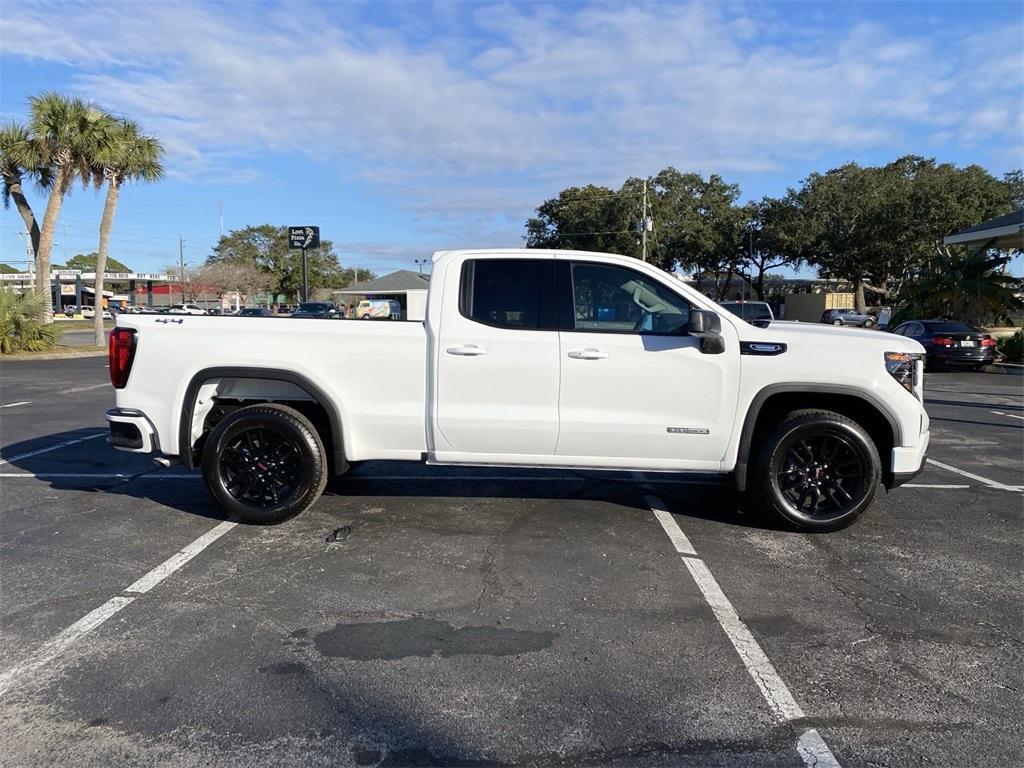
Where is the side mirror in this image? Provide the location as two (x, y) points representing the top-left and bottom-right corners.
(688, 310), (725, 354)
(687, 309), (721, 336)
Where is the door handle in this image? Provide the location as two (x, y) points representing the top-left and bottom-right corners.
(567, 348), (608, 360)
(446, 344), (487, 356)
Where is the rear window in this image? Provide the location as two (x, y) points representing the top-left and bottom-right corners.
(460, 259), (556, 330)
(925, 322), (975, 333)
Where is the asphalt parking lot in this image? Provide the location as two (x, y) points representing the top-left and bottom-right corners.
(1, 356), (1021, 767)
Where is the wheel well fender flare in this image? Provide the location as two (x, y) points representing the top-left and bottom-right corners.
(178, 366), (347, 474)
(733, 383), (903, 492)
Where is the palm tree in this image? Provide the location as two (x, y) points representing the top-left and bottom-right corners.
(895, 245), (1022, 326)
(0, 122), (51, 265)
(91, 119), (164, 345)
(29, 92), (115, 322)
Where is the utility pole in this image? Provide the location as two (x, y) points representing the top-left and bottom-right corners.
(179, 235), (186, 303)
(640, 180), (653, 262)
(18, 231), (34, 277)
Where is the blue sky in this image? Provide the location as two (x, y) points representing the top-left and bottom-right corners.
(2, 0), (1022, 277)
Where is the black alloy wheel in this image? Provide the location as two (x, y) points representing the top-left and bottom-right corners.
(202, 403), (327, 523)
(775, 433), (865, 518)
(753, 409), (881, 532)
(219, 427), (302, 507)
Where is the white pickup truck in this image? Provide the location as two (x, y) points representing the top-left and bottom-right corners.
(106, 249), (928, 532)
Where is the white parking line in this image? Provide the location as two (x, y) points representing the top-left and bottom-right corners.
(990, 410), (1024, 422)
(0, 520), (236, 698)
(0, 401), (31, 409)
(926, 458), (1023, 493)
(0, 471), (725, 485)
(62, 383), (110, 394)
(0, 432), (106, 466)
(647, 495), (841, 768)
(0, 472), (192, 479)
(903, 483), (970, 489)
(0, 597), (136, 698)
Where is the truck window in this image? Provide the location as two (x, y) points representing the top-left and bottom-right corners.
(569, 262), (690, 335)
(460, 259), (557, 330)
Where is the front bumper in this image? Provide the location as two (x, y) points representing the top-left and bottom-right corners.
(888, 429), (929, 488)
(105, 408), (158, 453)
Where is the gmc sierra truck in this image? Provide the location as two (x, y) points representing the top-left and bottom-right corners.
(105, 249), (928, 532)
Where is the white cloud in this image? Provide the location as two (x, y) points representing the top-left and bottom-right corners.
(3, 0), (1020, 242)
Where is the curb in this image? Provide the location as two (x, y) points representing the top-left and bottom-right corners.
(2, 347), (107, 361)
(982, 363), (1024, 375)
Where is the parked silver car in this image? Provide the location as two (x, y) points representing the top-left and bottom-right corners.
(821, 308), (876, 328)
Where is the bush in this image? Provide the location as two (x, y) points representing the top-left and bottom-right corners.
(996, 330), (1023, 363)
(0, 288), (61, 354)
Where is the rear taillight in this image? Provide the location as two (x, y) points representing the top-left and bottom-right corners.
(109, 328), (137, 389)
(931, 336), (954, 347)
(981, 337), (996, 347)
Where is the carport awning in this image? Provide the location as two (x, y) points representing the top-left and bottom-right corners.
(943, 209), (1023, 250)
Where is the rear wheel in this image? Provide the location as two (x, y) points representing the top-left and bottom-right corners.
(832, 319), (843, 326)
(202, 403), (327, 524)
(751, 410), (881, 532)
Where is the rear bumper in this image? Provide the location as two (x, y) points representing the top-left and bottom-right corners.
(888, 429), (929, 488)
(105, 408), (158, 453)
(929, 349), (996, 365)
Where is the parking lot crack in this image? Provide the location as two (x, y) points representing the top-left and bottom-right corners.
(473, 512), (524, 614)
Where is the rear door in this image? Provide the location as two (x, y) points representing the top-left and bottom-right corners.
(554, 258), (740, 470)
(433, 257), (561, 459)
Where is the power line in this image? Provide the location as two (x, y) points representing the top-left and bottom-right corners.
(551, 229), (637, 237)
(540, 190), (644, 204)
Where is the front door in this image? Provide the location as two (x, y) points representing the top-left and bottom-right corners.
(555, 259), (740, 470)
(433, 256), (561, 459)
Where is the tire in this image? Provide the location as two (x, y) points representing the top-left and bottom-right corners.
(832, 319), (843, 326)
(751, 409), (881, 533)
(201, 403), (328, 524)
(863, 318), (875, 328)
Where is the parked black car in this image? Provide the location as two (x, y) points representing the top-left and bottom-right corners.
(890, 320), (997, 370)
(237, 307), (273, 317)
(289, 302), (339, 318)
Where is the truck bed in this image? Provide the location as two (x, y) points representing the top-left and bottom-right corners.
(114, 315), (429, 461)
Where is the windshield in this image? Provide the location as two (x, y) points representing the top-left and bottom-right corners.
(296, 303), (331, 312)
(925, 321), (976, 333)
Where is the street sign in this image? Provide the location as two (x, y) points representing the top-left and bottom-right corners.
(288, 226), (320, 250)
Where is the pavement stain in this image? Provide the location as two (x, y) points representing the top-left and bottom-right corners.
(313, 617), (557, 660)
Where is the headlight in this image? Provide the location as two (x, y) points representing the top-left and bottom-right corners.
(885, 351), (924, 400)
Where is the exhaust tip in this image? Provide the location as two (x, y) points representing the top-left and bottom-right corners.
(153, 456), (172, 468)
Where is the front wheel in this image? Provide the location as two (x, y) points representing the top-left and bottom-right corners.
(832, 319), (843, 326)
(751, 410), (881, 532)
(202, 403), (327, 524)
(863, 318), (875, 327)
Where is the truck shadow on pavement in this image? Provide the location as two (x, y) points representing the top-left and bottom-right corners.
(1, 430), (784, 532)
